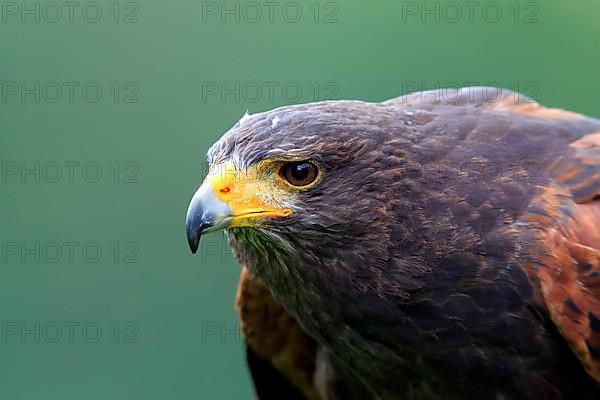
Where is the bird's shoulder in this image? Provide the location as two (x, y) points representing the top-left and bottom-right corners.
(384, 88), (600, 387)
(520, 132), (600, 384)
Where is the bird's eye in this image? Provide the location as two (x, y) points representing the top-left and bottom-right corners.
(278, 161), (319, 187)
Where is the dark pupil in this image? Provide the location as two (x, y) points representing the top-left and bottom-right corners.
(291, 163), (310, 181)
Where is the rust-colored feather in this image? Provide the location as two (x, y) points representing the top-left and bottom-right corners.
(526, 131), (600, 384)
(236, 267), (322, 400)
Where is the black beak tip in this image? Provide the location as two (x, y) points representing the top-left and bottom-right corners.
(188, 238), (199, 254)
(186, 221), (201, 254)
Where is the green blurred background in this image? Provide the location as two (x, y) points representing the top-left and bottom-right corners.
(0, 0), (598, 398)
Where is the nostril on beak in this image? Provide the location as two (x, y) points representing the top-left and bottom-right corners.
(220, 187), (231, 193)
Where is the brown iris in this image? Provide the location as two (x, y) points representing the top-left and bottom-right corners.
(278, 161), (319, 187)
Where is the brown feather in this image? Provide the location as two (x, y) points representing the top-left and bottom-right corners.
(236, 267), (322, 400)
(524, 128), (600, 384)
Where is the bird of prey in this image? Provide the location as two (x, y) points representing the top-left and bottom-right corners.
(186, 87), (600, 399)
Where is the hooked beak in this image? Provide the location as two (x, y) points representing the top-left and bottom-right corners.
(185, 161), (293, 254)
(185, 182), (232, 254)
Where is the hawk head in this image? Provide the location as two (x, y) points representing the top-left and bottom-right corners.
(186, 101), (408, 288)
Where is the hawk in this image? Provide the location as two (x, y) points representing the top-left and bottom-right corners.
(186, 87), (600, 399)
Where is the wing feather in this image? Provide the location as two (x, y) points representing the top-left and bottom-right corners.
(527, 130), (600, 383)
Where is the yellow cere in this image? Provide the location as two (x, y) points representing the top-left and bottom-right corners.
(206, 161), (293, 227)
